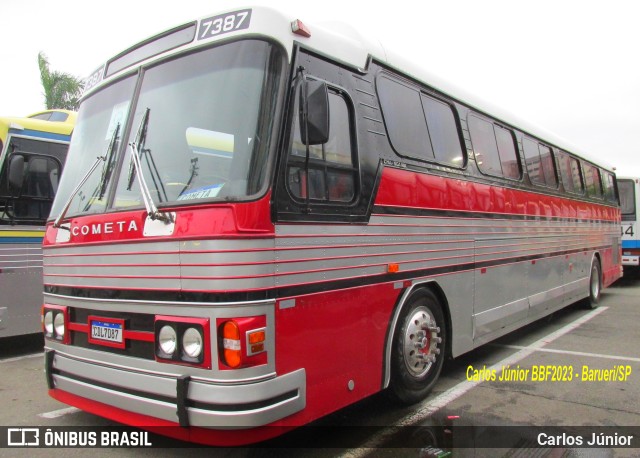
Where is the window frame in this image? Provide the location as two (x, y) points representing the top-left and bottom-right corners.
(557, 150), (585, 196)
(522, 136), (558, 189)
(285, 81), (360, 207)
(468, 113), (522, 181)
(582, 162), (604, 199)
(376, 73), (466, 169)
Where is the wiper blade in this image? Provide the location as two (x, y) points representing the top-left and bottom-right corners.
(53, 156), (105, 229)
(98, 123), (120, 199)
(127, 109), (172, 223)
(53, 125), (121, 229)
(127, 108), (149, 191)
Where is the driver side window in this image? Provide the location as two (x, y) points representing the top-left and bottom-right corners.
(287, 90), (357, 203)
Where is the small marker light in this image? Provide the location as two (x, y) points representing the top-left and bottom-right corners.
(291, 19), (311, 38)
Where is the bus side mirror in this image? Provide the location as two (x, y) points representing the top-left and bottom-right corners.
(8, 154), (25, 194)
(300, 79), (330, 146)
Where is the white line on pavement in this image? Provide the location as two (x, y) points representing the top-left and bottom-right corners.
(340, 306), (609, 456)
(0, 352), (43, 364)
(492, 344), (640, 363)
(39, 407), (81, 419)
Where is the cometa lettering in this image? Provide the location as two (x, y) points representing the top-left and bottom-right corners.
(71, 220), (139, 237)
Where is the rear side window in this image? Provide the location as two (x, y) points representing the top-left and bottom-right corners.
(557, 151), (583, 194)
(583, 163), (603, 198)
(468, 114), (520, 179)
(523, 137), (557, 188)
(601, 172), (617, 203)
(377, 75), (464, 167)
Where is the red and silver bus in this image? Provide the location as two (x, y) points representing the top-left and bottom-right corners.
(42, 6), (622, 445)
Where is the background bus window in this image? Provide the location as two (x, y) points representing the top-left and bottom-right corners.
(0, 154), (61, 221)
(619, 179), (636, 220)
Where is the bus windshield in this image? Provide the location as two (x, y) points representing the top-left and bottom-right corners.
(50, 39), (283, 219)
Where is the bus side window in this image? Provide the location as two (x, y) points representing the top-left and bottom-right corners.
(377, 74), (464, 167)
(523, 138), (557, 188)
(468, 115), (520, 180)
(602, 172), (617, 203)
(583, 163), (603, 198)
(287, 89), (356, 203)
(558, 151), (583, 194)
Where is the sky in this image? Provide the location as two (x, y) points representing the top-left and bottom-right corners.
(2, 0), (639, 176)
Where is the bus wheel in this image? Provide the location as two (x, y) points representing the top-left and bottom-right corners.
(583, 257), (602, 309)
(389, 289), (446, 405)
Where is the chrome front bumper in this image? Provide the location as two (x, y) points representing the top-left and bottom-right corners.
(46, 349), (306, 428)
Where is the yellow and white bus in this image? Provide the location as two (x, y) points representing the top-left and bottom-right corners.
(0, 109), (75, 337)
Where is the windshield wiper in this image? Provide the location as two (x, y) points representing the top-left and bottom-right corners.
(127, 109), (172, 223)
(53, 124), (121, 229)
(98, 123), (120, 199)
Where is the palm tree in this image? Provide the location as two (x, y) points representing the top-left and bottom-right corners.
(37, 51), (84, 111)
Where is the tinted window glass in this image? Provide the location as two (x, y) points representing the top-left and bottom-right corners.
(378, 76), (432, 159)
(421, 94), (464, 165)
(558, 151), (583, 194)
(469, 115), (519, 179)
(602, 172), (617, 203)
(469, 115), (501, 176)
(49, 111), (69, 122)
(583, 163), (602, 197)
(494, 126), (520, 179)
(539, 145), (557, 187)
(523, 137), (545, 185)
(0, 153), (61, 222)
(378, 76), (464, 167)
(288, 91), (356, 203)
(619, 179), (636, 216)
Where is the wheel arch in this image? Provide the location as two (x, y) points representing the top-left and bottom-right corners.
(381, 280), (452, 390)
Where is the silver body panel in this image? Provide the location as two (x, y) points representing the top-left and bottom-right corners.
(0, 228), (45, 337)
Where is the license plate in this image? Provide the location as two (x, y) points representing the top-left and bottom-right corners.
(88, 316), (125, 349)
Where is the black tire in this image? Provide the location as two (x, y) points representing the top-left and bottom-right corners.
(388, 289), (447, 405)
(583, 257), (602, 309)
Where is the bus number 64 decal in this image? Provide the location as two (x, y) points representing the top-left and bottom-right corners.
(198, 9), (252, 40)
(622, 225), (635, 237)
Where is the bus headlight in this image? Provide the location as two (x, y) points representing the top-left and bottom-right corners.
(158, 325), (177, 356)
(154, 316), (210, 368)
(182, 327), (203, 359)
(42, 305), (69, 344)
(44, 311), (54, 336)
(53, 312), (65, 340)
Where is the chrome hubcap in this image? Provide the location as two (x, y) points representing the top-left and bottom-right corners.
(403, 306), (441, 377)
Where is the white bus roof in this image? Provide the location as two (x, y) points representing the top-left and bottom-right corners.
(87, 5), (613, 171)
